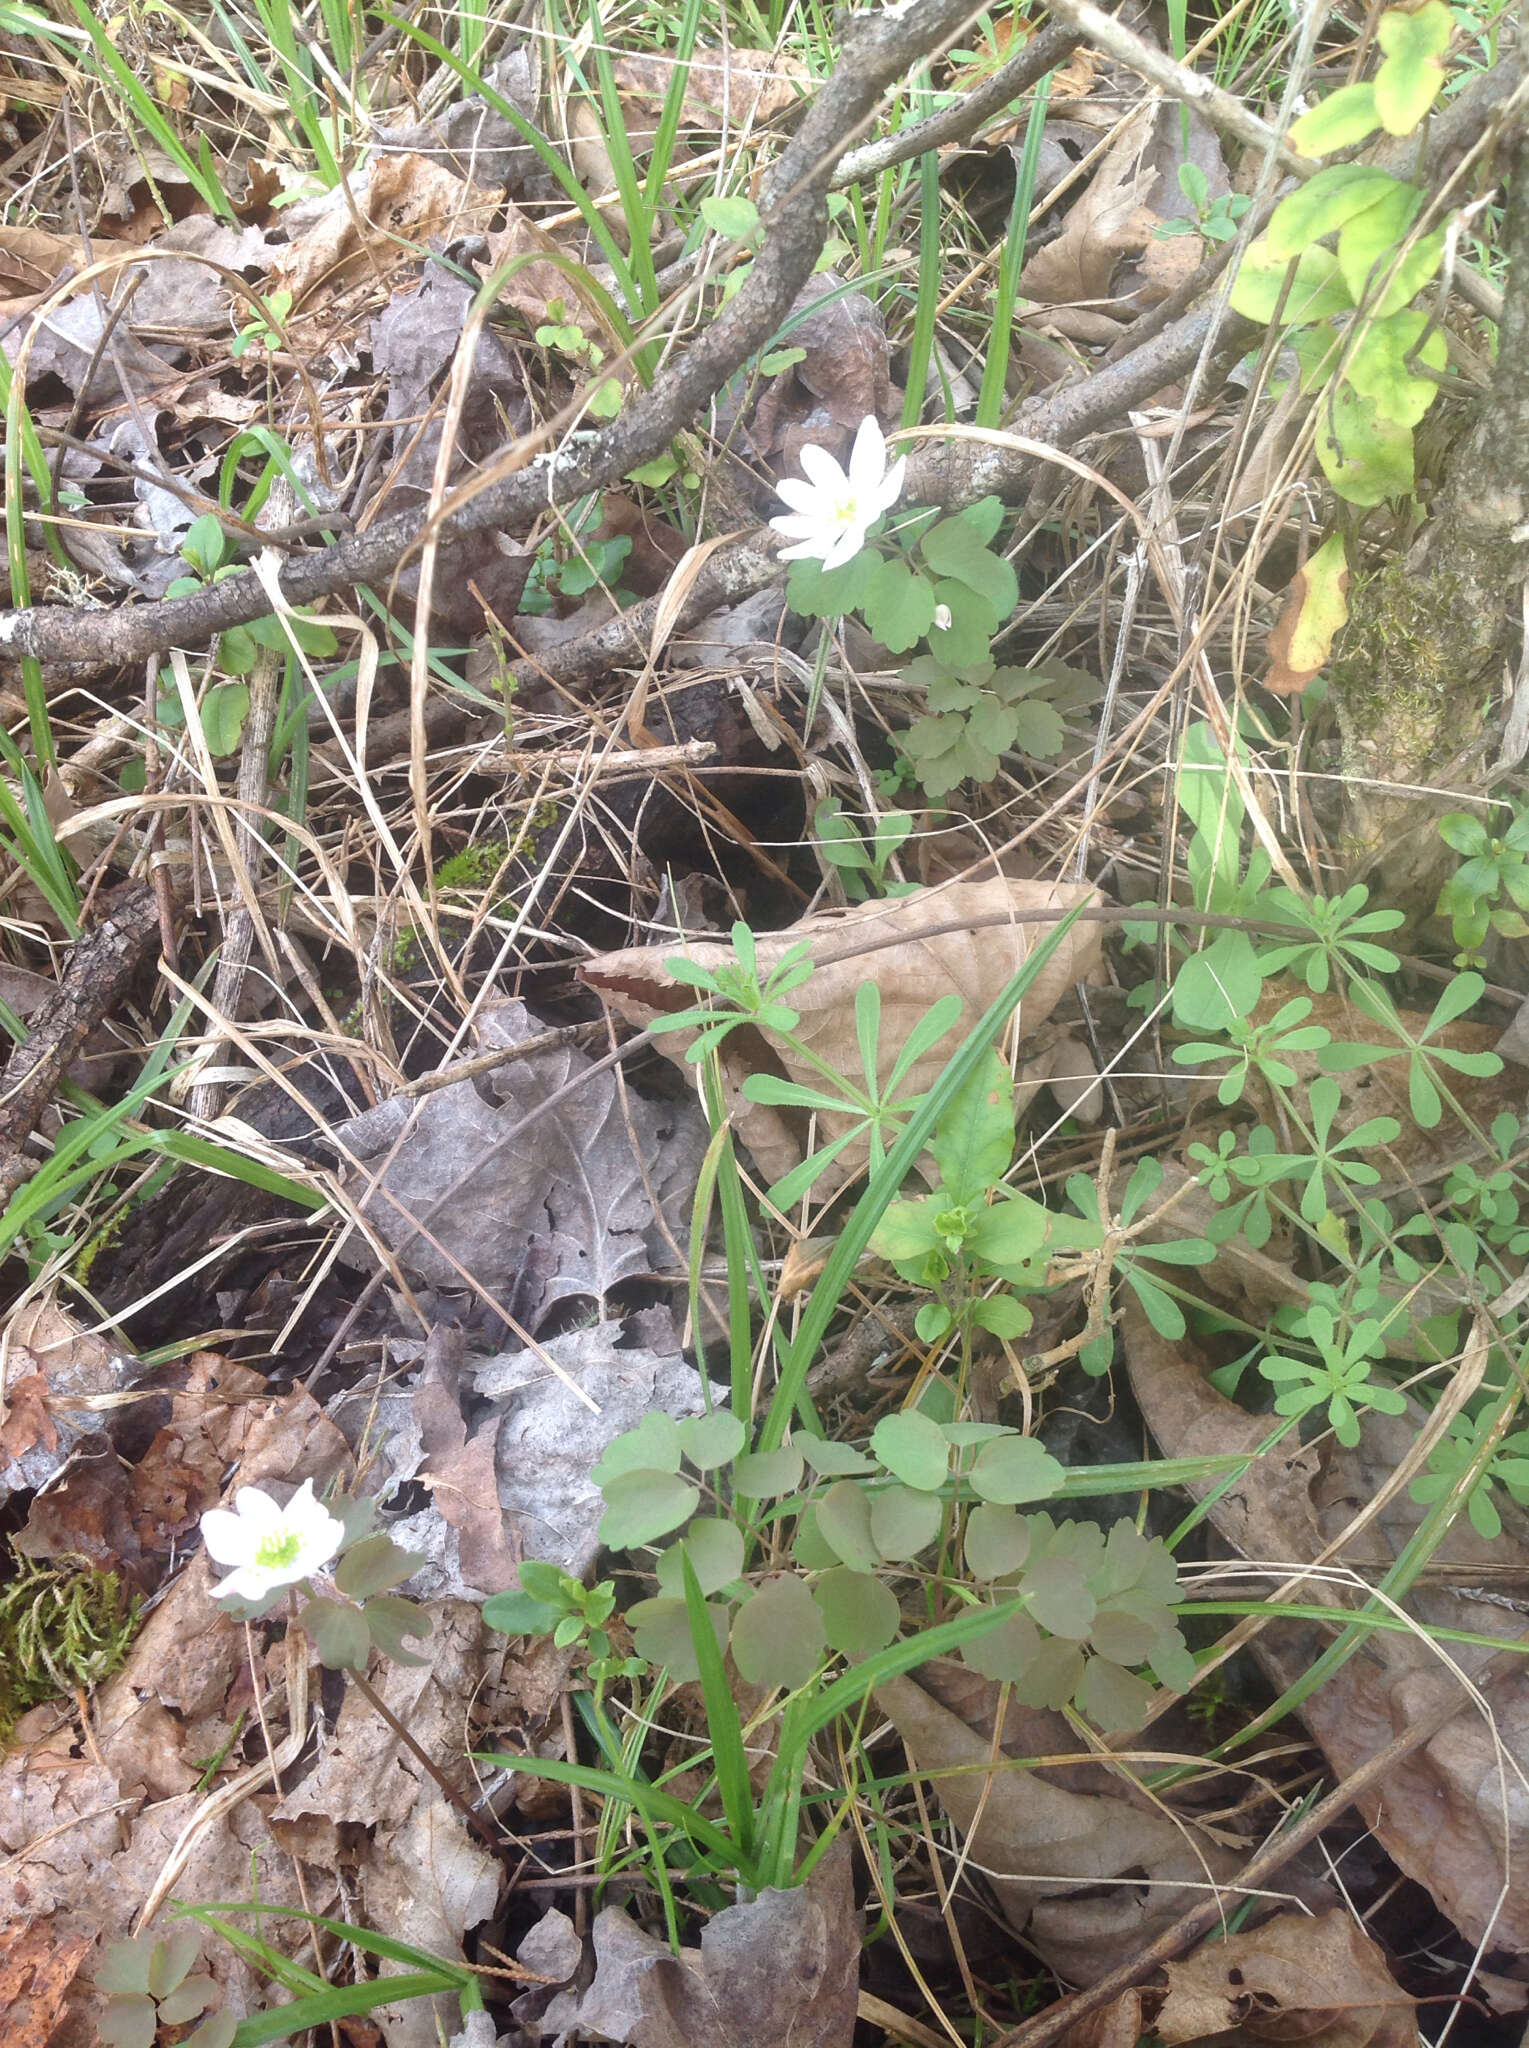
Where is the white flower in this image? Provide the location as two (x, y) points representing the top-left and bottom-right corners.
(769, 415), (907, 572)
(933, 603), (953, 632)
(201, 1479), (344, 1605)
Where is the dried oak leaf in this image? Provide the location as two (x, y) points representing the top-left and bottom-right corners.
(273, 153), (499, 308)
(581, 878), (1103, 1194)
(0, 1298), (135, 1503)
(613, 44), (808, 134)
(1019, 104), (1164, 340)
(332, 998), (705, 1316)
(1156, 1910), (1419, 2048)
(753, 270), (895, 457)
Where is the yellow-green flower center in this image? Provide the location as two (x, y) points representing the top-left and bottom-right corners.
(255, 1528), (301, 1571)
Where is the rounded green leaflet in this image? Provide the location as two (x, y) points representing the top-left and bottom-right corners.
(597, 1469), (700, 1548)
(812, 1567), (900, 1654)
(863, 556), (937, 653)
(963, 1503), (1032, 1581)
(968, 1435), (1064, 1505)
(593, 1411), (683, 1485)
(627, 1595), (728, 1681)
(730, 1575), (826, 1689)
(792, 1503), (842, 1570)
(655, 1518), (746, 1597)
(1020, 1555), (1095, 1639)
(1009, 1636), (1086, 1710)
(959, 1607), (1042, 1683)
(1076, 1655), (1155, 1733)
(732, 1446), (804, 1498)
(871, 1409), (950, 1492)
(677, 1409), (746, 1471)
(1088, 1605), (1161, 1667)
(816, 1479), (878, 1571)
(794, 1430), (877, 1478)
(869, 1484), (943, 1561)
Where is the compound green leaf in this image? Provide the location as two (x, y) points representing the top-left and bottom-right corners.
(730, 1574), (825, 1689)
(869, 1484), (943, 1560)
(1008, 1635), (1085, 1708)
(677, 1409), (746, 1471)
(655, 1518), (746, 1597)
(628, 1594), (727, 1680)
(1020, 1555), (1095, 1638)
(302, 1597), (371, 1671)
(919, 515), (1018, 616)
(732, 1446), (805, 1498)
(597, 1469), (700, 1547)
(334, 1534), (424, 1599)
(926, 579), (998, 666)
(863, 557), (937, 652)
(794, 1430), (877, 1477)
(963, 1502), (1032, 1580)
(969, 1435), (1064, 1506)
(816, 1479), (879, 1570)
(1076, 1655), (1155, 1731)
(959, 1606), (1041, 1682)
(812, 1567), (900, 1653)
(592, 1412), (683, 1484)
(872, 1409), (951, 1492)
(1373, 228), (1445, 318)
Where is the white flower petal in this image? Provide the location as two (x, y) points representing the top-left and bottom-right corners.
(772, 478), (824, 515)
(210, 1564), (272, 1604)
(797, 443), (848, 493)
(846, 415), (887, 494)
(875, 454), (907, 513)
(230, 1485), (284, 1533)
(774, 533), (827, 561)
(821, 523), (871, 570)
(769, 513), (822, 541)
(199, 1507), (252, 1566)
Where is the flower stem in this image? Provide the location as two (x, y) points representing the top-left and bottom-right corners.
(347, 1666), (502, 1854)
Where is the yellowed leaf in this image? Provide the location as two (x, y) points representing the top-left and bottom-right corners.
(1266, 531), (1349, 696)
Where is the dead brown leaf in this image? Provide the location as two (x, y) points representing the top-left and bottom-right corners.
(273, 153), (499, 309)
(1123, 1295), (1529, 1953)
(1019, 106), (1164, 338)
(753, 270), (895, 457)
(0, 1919), (94, 2048)
(539, 1839), (858, 2048)
(875, 1667), (1241, 1984)
(614, 44), (809, 134)
(1156, 1910), (1419, 2048)
(0, 1297), (136, 1503)
(582, 879), (1104, 1193)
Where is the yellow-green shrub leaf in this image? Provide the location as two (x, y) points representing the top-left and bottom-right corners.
(1289, 81), (1381, 157)
(1344, 310), (1447, 426)
(1228, 241), (1353, 325)
(1315, 386), (1415, 505)
(1266, 166), (1400, 259)
(1374, 0), (1452, 134)
(1336, 182), (1423, 303)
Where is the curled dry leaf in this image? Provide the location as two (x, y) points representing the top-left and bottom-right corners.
(1019, 105), (1166, 341)
(614, 44), (809, 139)
(538, 1840), (858, 2048)
(0, 1296), (137, 1504)
(874, 1667), (1241, 1984)
(1266, 535), (1350, 697)
(272, 154), (500, 308)
(1123, 1294), (1529, 1954)
(581, 879), (1104, 1193)
(1155, 1909), (1419, 2048)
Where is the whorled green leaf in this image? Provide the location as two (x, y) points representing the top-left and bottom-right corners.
(869, 1484), (944, 1561)
(302, 1596), (372, 1671)
(1374, 0), (1451, 134)
(1335, 181), (1423, 304)
(968, 1435), (1064, 1506)
(333, 1534), (424, 1600)
(597, 1468), (700, 1548)
(812, 1566), (900, 1654)
(655, 1518), (746, 1597)
(871, 1409), (951, 1492)
(729, 1574), (826, 1689)
(96, 1939), (156, 1998)
(155, 1975), (219, 2025)
(363, 1594), (432, 1665)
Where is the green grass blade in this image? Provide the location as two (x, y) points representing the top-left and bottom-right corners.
(644, 0), (704, 215)
(475, 1750), (752, 1878)
(901, 150), (942, 430)
(682, 1550), (755, 1863)
(975, 72), (1051, 428)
